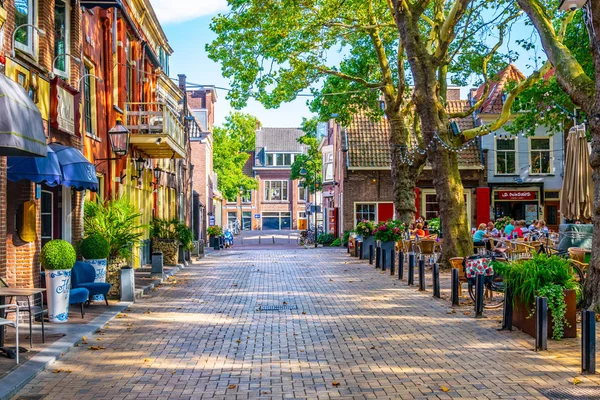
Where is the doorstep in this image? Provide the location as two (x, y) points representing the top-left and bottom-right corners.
(133, 263), (184, 299)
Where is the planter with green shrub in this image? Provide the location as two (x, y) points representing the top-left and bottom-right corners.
(355, 220), (375, 258)
(79, 234), (110, 301)
(207, 226), (223, 248)
(41, 240), (76, 323)
(374, 221), (404, 268)
(316, 233), (335, 246)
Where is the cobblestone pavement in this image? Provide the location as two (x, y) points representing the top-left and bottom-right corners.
(13, 249), (600, 400)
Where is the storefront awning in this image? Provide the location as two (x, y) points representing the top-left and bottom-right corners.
(7, 147), (62, 186)
(80, 0), (122, 9)
(0, 74), (47, 157)
(49, 143), (99, 192)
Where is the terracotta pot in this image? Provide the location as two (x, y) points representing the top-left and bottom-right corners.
(512, 289), (577, 339)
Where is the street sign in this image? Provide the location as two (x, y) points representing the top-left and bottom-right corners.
(254, 214), (261, 219)
(209, 216), (215, 226)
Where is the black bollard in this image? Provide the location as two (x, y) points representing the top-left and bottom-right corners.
(390, 249), (395, 276)
(357, 241), (362, 259)
(375, 247), (381, 269)
(451, 268), (459, 306)
(369, 245), (374, 265)
(382, 250), (387, 272)
(408, 253), (415, 285)
(500, 286), (513, 331)
(398, 251), (404, 280)
(418, 257), (426, 291)
(475, 274), (484, 317)
(535, 297), (548, 351)
(582, 310), (596, 374)
(432, 263), (440, 298)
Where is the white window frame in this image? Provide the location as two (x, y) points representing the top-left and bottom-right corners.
(298, 211), (307, 220)
(421, 189), (471, 228)
(61, 186), (72, 243)
(264, 180), (289, 201)
(494, 137), (518, 175)
(529, 137), (553, 175)
(354, 202), (377, 227)
(265, 153), (295, 166)
(241, 190), (251, 204)
(322, 146), (334, 182)
(14, 0), (36, 55)
(41, 190), (53, 245)
(53, 0), (71, 78)
(298, 185), (307, 202)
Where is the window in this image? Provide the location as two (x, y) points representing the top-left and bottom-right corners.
(193, 110), (208, 131)
(54, 1), (70, 77)
(125, 35), (133, 101)
(355, 203), (376, 225)
(227, 212), (237, 225)
(298, 185), (307, 202)
(242, 211), (252, 230)
(264, 180), (288, 201)
(15, 0), (35, 54)
(530, 138), (552, 174)
(298, 211), (307, 219)
(496, 138), (517, 174)
(424, 194), (440, 221)
(83, 63), (95, 135)
(241, 190), (251, 204)
(323, 151), (334, 182)
(41, 190), (53, 246)
(265, 153), (294, 166)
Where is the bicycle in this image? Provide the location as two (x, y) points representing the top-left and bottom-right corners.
(465, 256), (506, 309)
(299, 230), (315, 246)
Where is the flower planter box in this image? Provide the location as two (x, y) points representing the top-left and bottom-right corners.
(361, 236), (375, 259)
(85, 258), (107, 302)
(45, 270), (71, 323)
(512, 289), (577, 339)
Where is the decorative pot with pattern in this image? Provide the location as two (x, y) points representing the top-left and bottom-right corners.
(85, 258), (107, 302)
(45, 269), (71, 323)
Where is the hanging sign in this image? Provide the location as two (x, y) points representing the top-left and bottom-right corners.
(50, 77), (81, 136)
(495, 190), (538, 201)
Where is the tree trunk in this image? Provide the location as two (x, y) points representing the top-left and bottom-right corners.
(388, 113), (424, 225)
(585, 113), (600, 311)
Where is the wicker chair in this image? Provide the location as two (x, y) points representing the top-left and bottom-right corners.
(417, 239), (437, 264)
(449, 257), (467, 298)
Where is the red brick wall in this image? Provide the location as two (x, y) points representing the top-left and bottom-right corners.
(0, 158), (6, 280)
(256, 170), (306, 229)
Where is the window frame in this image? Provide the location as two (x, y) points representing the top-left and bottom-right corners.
(264, 180), (289, 202)
(241, 190), (252, 204)
(494, 137), (518, 175)
(53, 0), (71, 78)
(83, 62), (98, 137)
(354, 203), (376, 226)
(529, 137), (553, 175)
(265, 152), (295, 166)
(14, 0), (35, 55)
(40, 190), (53, 246)
(298, 185), (307, 202)
(421, 189), (471, 227)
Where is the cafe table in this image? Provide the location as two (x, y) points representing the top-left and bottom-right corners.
(0, 287), (45, 359)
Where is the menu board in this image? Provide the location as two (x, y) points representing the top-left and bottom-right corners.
(525, 204), (538, 224)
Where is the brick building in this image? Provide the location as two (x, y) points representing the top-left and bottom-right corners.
(253, 127), (309, 230)
(337, 88), (486, 234)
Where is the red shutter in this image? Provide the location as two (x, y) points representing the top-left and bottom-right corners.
(378, 203), (394, 222)
(476, 187), (491, 227)
(414, 188), (421, 220)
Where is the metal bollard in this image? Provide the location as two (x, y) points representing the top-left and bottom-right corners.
(398, 251), (404, 280)
(432, 263), (440, 298)
(500, 286), (513, 331)
(408, 253), (415, 285)
(390, 249), (395, 276)
(272, 235), (275, 244)
(418, 257), (425, 291)
(475, 274), (484, 317)
(369, 245), (374, 265)
(382, 250), (387, 271)
(582, 310), (596, 374)
(358, 242), (363, 260)
(375, 247), (381, 269)
(451, 268), (459, 306)
(535, 297), (548, 351)
(259, 236), (262, 245)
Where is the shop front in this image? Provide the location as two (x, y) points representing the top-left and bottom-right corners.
(492, 187), (541, 224)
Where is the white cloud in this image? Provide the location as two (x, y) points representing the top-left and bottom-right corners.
(150, 0), (228, 24)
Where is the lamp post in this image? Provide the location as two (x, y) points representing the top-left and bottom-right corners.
(50, 53), (82, 79)
(300, 158), (318, 248)
(238, 187), (244, 234)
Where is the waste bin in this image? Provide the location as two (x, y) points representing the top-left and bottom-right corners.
(151, 252), (163, 274)
(120, 266), (135, 302)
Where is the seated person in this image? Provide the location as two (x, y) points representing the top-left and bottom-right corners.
(503, 220), (516, 237)
(512, 221), (525, 238)
(486, 222), (500, 237)
(528, 220), (538, 232)
(414, 223), (426, 238)
(537, 220), (549, 235)
(473, 223), (491, 250)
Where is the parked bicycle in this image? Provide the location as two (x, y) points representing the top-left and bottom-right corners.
(299, 230), (315, 246)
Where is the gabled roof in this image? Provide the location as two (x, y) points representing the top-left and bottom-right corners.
(346, 101), (482, 169)
(243, 151), (254, 177)
(473, 64), (526, 114)
(255, 128), (308, 153)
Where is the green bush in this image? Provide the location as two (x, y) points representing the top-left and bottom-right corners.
(342, 231), (351, 246)
(176, 223), (194, 250)
(427, 217), (441, 234)
(41, 240), (76, 270)
(207, 226), (223, 236)
(150, 217), (179, 240)
(79, 234), (110, 260)
(317, 233), (335, 245)
(330, 238), (341, 247)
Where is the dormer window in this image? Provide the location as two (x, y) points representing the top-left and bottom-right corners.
(266, 153), (294, 166)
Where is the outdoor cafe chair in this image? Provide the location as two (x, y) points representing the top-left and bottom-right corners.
(0, 304), (20, 364)
(0, 277), (45, 348)
(449, 257), (467, 298)
(417, 239), (437, 264)
(72, 262), (111, 306)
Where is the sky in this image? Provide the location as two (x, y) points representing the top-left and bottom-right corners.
(150, 0), (543, 129)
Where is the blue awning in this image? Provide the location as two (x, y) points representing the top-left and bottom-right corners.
(0, 73), (47, 157)
(7, 147), (62, 186)
(49, 143), (99, 192)
(80, 0), (122, 9)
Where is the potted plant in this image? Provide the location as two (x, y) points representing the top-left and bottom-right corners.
(150, 218), (180, 265)
(79, 233), (110, 302)
(355, 220), (376, 259)
(176, 222), (194, 263)
(41, 240), (76, 323)
(207, 226), (223, 248)
(494, 254), (579, 339)
(374, 221), (404, 268)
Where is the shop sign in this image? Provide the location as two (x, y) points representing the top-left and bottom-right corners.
(496, 190), (537, 201)
(254, 214), (261, 219)
(209, 216), (215, 226)
(50, 77), (80, 136)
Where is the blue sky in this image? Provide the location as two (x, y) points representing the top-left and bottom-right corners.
(153, 1), (542, 129)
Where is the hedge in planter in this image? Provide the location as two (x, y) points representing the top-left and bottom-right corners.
(41, 240), (76, 323)
(79, 234), (110, 301)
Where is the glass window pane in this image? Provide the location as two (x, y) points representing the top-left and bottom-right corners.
(506, 153), (516, 174)
(531, 139), (550, 150)
(496, 139), (515, 150)
(54, 2), (67, 73)
(282, 181), (288, 200)
(283, 154), (291, 165)
(497, 153), (506, 174)
(15, 0), (30, 46)
(276, 154), (284, 165)
(266, 154), (274, 165)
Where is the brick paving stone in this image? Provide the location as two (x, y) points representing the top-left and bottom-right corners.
(11, 248), (600, 400)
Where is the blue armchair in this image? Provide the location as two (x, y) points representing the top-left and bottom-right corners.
(72, 261), (111, 306)
(69, 287), (89, 318)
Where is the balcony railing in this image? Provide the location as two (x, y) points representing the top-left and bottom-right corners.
(125, 102), (186, 159)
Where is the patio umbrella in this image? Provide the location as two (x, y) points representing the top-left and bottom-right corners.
(560, 124), (593, 221)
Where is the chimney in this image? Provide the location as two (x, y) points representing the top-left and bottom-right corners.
(178, 74), (187, 92)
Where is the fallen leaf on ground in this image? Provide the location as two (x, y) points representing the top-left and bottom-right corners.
(88, 346), (105, 350)
(97, 338), (102, 341)
(236, 339), (241, 343)
(144, 358), (150, 362)
(464, 312), (471, 315)
(82, 336), (87, 341)
(332, 381), (341, 387)
(302, 311), (307, 315)
(171, 371), (176, 375)
(369, 346), (375, 350)
(227, 384), (237, 389)
(283, 301), (287, 305)
(440, 386), (450, 392)
(573, 377), (581, 385)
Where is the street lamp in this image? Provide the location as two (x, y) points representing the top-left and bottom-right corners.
(238, 187), (244, 233)
(300, 159), (318, 248)
(131, 156), (145, 183)
(94, 119), (130, 166)
(50, 53), (82, 79)
(11, 24), (45, 58)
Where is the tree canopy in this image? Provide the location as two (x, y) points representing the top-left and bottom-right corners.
(290, 118), (323, 194)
